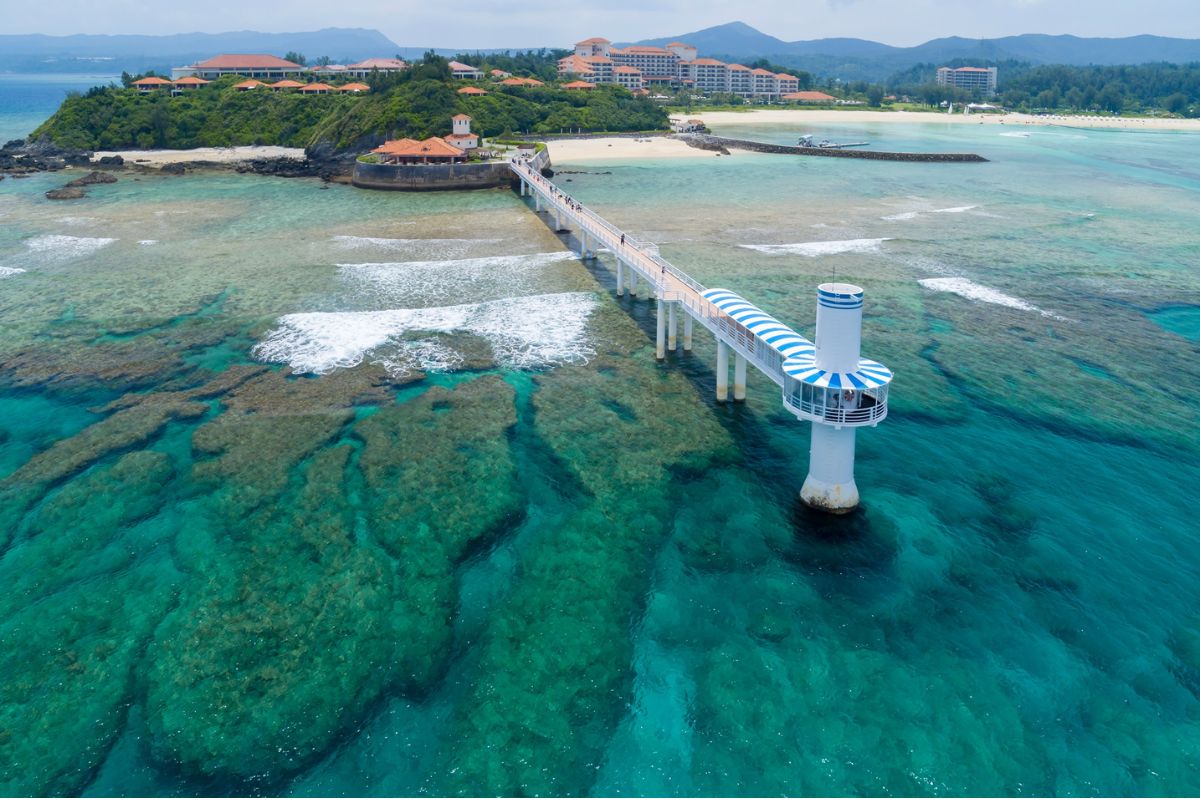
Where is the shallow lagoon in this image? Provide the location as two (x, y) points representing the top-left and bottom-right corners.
(1, 120), (1199, 796)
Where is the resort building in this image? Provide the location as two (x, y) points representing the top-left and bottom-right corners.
(449, 61), (483, 80)
(562, 80), (595, 90)
(233, 79), (266, 91)
(498, 77), (545, 87)
(489, 69), (512, 79)
(936, 66), (998, 96)
(171, 76), (210, 95)
(444, 114), (479, 150)
(298, 82), (334, 94)
(561, 36), (802, 99)
(173, 54), (305, 80)
(133, 76), (173, 92)
(346, 58), (408, 78)
(338, 82), (371, 93)
(310, 64), (349, 80)
(268, 79), (306, 91)
(372, 137), (467, 164)
(457, 86), (488, 95)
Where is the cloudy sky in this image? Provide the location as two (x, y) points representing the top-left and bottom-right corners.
(6, 0), (1200, 48)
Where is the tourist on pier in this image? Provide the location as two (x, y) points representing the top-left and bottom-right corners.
(620, 234), (625, 246)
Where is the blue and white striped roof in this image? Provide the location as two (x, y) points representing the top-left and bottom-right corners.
(702, 288), (814, 360)
(782, 353), (893, 390)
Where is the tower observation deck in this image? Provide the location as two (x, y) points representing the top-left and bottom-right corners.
(510, 154), (892, 513)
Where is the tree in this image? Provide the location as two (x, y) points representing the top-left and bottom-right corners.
(866, 85), (884, 107)
(284, 52), (307, 67)
(1165, 92), (1189, 114)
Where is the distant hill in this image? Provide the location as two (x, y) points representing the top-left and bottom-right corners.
(0, 28), (402, 74)
(632, 21), (1200, 81)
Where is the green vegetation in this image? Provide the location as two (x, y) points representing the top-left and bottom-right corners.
(33, 53), (669, 152)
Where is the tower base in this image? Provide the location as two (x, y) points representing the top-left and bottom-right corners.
(800, 476), (860, 514)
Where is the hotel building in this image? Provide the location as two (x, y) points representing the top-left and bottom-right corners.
(560, 36), (802, 99)
(936, 66), (998, 96)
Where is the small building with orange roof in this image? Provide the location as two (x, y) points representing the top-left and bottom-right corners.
(233, 79), (266, 91)
(171, 76), (210, 94)
(457, 86), (488, 95)
(133, 76), (172, 92)
(489, 69), (512, 79)
(298, 82), (334, 94)
(498, 77), (544, 87)
(372, 136), (467, 164)
(783, 90), (836, 104)
(562, 80), (595, 90)
(444, 114), (479, 150)
(338, 82), (371, 93)
(269, 79), (306, 91)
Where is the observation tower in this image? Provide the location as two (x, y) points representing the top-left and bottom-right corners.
(782, 283), (892, 513)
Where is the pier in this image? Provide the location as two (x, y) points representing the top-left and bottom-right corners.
(679, 133), (989, 162)
(510, 156), (893, 513)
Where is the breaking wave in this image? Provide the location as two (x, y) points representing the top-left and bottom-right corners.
(742, 238), (891, 257)
(883, 206), (978, 221)
(338, 251), (577, 304)
(24, 234), (117, 261)
(0, 267), (26, 278)
(253, 291), (599, 377)
(919, 277), (1068, 320)
(331, 235), (504, 259)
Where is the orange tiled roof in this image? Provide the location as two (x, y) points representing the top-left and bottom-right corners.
(233, 79), (265, 89)
(666, 41), (691, 47)
(562, 80), (595, 89)
(348, 58), (407, 70)
(298, 82), (334, 92)
(691, 58), (726, 66)
(173, 76), (210, 85)
(576, 37), (611, 45)
(728, 63), (750, 71)
(373, 136), (466, 158)
(784, 91), (837, 101)
(619, 46), (672, 55)
(457, 86), (488, 94)
(133, 76), (172, 86)
(448, 61), (479, 71)
(499, 77), (544, 86)
(193, 54), (303, 70)
(750, 68), (775, 76)
(580, 55), (613, 65)
(776, 73), (798, 81)
(452, 113), (471, 121)
(338, 82), (371, 92)
(269, 79), (306, 88)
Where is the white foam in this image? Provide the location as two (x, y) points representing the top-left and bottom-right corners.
(742, 238), (891, 257)
(253, 291), (599, 377)
(999, 132), (1031, 138)
(24, 234), (116, 262)
(138, 239), (158, 246)
(919, 277), (1068, 320)
(338, 251), (577, 304)
(883, 205), (978, 221)
(0, 266), (26, 278)
(331, 235), (504, 259)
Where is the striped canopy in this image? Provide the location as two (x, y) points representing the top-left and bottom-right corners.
(702, 288), (814, 360)
(782, 353), (893, 390)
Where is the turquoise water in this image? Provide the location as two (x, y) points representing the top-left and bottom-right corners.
(0, 73), (119, 143)
(2, 108), (1200, 796)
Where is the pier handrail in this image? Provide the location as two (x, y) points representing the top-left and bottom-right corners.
(511, 157), (785, 384)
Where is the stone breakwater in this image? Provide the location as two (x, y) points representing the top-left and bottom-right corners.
(678, 133), (989, 163)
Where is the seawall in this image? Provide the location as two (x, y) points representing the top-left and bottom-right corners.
(679, 133), (988, 163)
(351, 149), (551, 191)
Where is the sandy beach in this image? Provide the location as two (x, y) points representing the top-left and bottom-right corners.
(545, 136), (706, 162)
(92, 145), (307, 165)
(685, 109), (1200, 132)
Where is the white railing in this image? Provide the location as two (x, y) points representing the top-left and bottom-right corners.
(783, 395), (889, 427)
(510, 160), (786, 386)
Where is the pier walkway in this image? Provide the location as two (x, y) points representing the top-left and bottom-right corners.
(508, 156), (892, 428)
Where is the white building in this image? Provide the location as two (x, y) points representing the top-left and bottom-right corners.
(936, 66), (998, 96)
(449, 61), (483, 80)
(172, 54), (306, 81)
(346, 58), (408, 79)
(445, 114), (479, 150)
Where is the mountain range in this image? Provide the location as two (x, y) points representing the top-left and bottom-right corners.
(633, 21), (1200, 81)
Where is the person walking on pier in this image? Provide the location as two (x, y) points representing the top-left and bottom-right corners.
(620, 234), (625, 247)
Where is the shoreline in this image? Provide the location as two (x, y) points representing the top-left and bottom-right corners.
(684, 108), (1200, 132)
(92, 145), (308, 166)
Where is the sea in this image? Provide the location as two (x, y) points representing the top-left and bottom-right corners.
(2, 76), (1200, 796)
